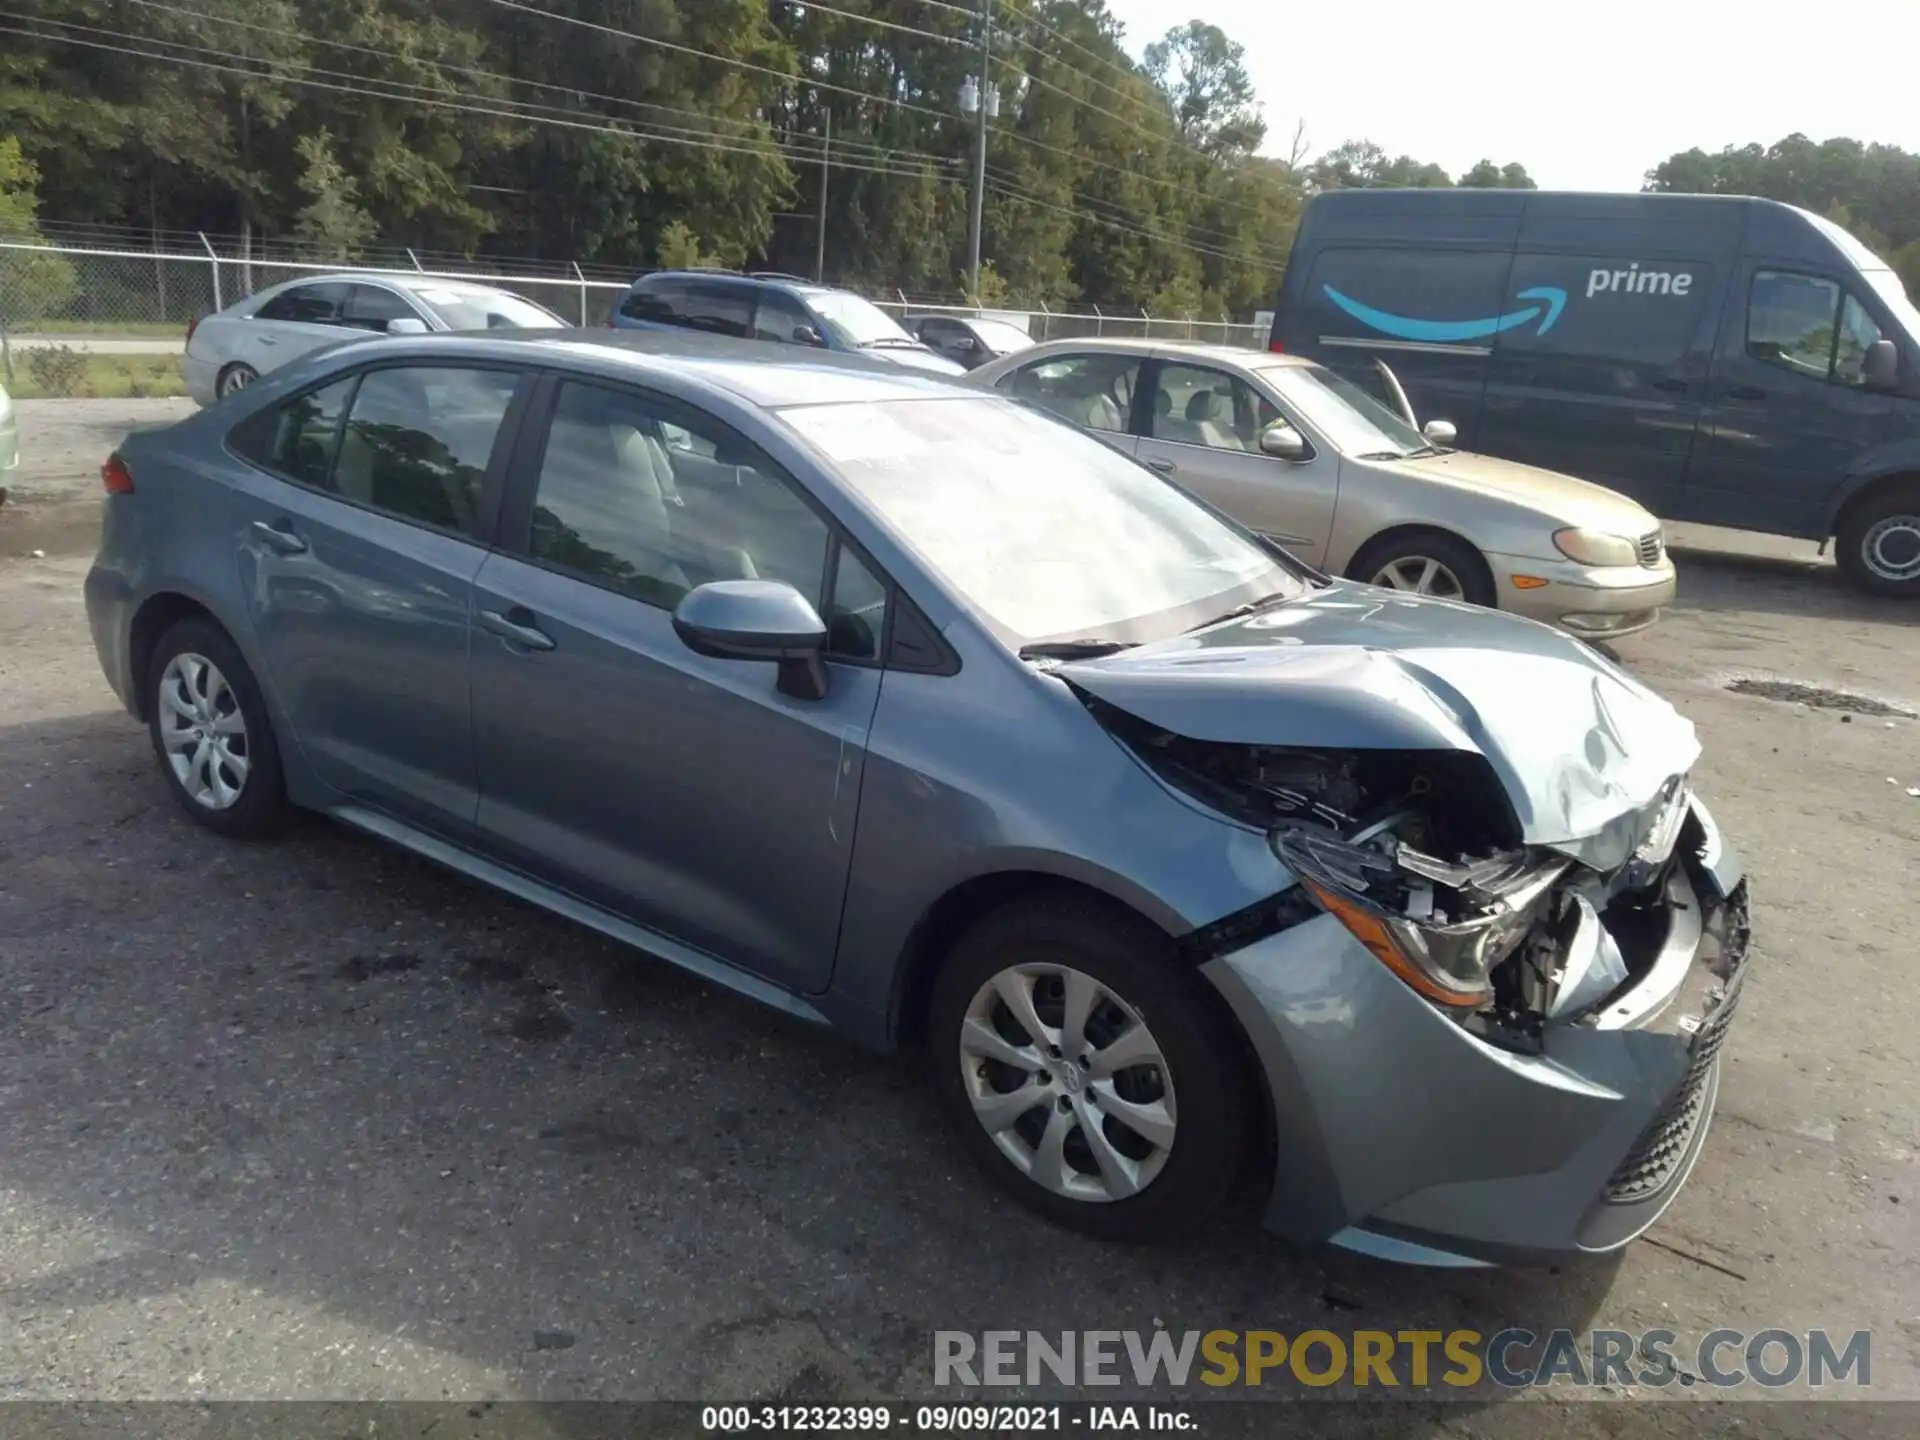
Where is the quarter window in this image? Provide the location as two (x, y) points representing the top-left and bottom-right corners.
(1148, 364), (1280, 452)
(1746, 271), (1882, 385)
(1002, 353), (1141, 434)
(330, 368), (519, 536)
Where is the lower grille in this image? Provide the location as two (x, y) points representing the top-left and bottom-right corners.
(1604, 898), (1749, 1204)
(1637, 530), (1665, 566)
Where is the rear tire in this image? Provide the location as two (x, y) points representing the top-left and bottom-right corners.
(1835, 482), (1920, 598)
(1348, 528), (1497, 608)
(146, 617), (291, 838)
(216, 363), (258, 399)
(926, 893), (1253, 1241)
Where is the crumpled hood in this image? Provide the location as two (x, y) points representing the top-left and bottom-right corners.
(1057, 583), (1700, 871)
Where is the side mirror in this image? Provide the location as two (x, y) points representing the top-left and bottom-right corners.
(1863, 338), (1899, 390)
(1259, 423), (1310, 461)
(672, 580), (831, 700)
(792, 325), (825, 347)
(386, 317), (429, 336)
(1422, 419), (1458, 446)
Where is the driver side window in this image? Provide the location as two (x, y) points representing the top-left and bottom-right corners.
(1746, 271), (1883, 385)
(1149, 364), (1281, 452)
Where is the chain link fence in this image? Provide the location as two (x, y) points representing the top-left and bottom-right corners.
(0, 236), (1269, 350)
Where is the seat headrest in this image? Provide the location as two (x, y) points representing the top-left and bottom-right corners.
(1154, 388), (1173, 416)
(1186, 390), (1221, 421)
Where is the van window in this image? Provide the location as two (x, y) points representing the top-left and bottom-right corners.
(1304, 248), (1511, 349)
(1499, 254), (1709, 366)
(1746, 271), (1881, 385)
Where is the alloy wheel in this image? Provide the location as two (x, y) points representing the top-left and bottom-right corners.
(958, 963), (1177, 1203)
(1372, 555), (1466, 599)
(157, 652), (251, 810)
(219, 367), (255, 397)
(1861, 513), (1920, 584)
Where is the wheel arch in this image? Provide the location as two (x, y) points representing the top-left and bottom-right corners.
(128, 591), (220, 722)
(1829, 469), (1920, 537)
(1343, 522), (1495, 593)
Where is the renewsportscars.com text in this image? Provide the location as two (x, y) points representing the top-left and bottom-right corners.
(933, 1328), (1872, 1390)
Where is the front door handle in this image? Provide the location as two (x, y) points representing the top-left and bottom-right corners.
(1146, 458), (1177, 474)
(250, 519), (308, 555)
(1728, 384), (1766, 401)
(480, 608), (556, 652)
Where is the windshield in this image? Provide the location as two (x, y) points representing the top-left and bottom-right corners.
(970, 318), (1036, 351)
(1863, 267), (1920, 346)
(1258, 361), (1430, 458)
(779, 397), (1300, 645)
(413, 287), (563, 330)
(803, 290), (917, 347)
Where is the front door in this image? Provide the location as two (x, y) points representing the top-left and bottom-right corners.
(1684, 264), (1896, 536)
(223, 363), (525, 837)
(1133, 359), (1340, 567)
(467, 378), (888, 992)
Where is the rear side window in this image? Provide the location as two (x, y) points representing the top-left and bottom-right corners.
(229, 377), (357, 487)
(1498, 254), (1711, 366)
(332, 368), (519, 536)
(1001, 353), (1141, 434)
(680, 284), (753, 338)
(255, 283), (349, 325)
(1304, 248), (1511, 350)
(620, 280), (686, 324)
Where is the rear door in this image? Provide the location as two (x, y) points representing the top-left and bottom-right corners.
(1685, 264), (1900, 534)
(1294, 246), (1511, 443)
(988, 351), (1143, 457)
(247, 282), (354, 372)
(223, 361), (530, 837)
(1133, 357), (1339, 565)
(466, 376), (887, 992)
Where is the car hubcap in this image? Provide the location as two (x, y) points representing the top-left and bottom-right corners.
(158, 653), (250, 810)
(1373, 555), (1466, 599)
(958, 963), (1176, 1203)
(1862, 515), (1920, 583)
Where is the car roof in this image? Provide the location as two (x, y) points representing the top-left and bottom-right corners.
(256, 271), (530, 298)
(344, 329), (969, 409)
(1014, 336), (1301, 369)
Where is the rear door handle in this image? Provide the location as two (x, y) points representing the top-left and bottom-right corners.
(1728, 384), (1766, 401)
(480, 608), (556, 652)
(1146, 458), (1177, 474)
(250, 519), (308, 555)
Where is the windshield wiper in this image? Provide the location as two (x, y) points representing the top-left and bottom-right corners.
(1018, 639), (1136, 661)
(1186, 589), (1298, 632)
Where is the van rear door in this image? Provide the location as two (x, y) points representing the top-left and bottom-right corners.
(1285, 246), (1511, 442)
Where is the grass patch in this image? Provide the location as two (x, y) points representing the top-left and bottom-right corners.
(4, 351), (186, 399)
(14, 321), (188, 338)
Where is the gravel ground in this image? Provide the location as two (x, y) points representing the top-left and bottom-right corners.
(1, 399), (1916, 1430)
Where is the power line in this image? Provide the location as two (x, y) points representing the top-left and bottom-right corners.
(114, 0), (961, 173)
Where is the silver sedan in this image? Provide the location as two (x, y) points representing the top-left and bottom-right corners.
(182, 273), (567, 406)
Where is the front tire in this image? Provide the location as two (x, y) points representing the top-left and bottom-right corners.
(146, 617), (290, 838)
(927, 894), (1253, 1240)
(1348, 529), (1497, 608)
(1836, 482), (1920, 597)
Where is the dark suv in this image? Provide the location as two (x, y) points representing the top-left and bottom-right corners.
(610, 271), (966, 377)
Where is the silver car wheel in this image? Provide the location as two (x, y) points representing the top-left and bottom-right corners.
(218, 365), (256, 398)
(157, 652), (251, 811)
(958, 963), (1177, 1203)
(1373, 555), (1466, 599)
(1861, 514), (1920, 583)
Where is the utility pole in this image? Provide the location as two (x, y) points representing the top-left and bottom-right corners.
(966, 0), (994, 301)
(816, 107), (831, 282)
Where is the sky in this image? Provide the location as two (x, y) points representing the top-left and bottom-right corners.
(1100, 0), (1920, 191)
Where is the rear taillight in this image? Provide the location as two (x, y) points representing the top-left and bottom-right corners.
(1268, 339), (1285, 353)
(186, 315), (204, 345)
(102, 454), (135, 494)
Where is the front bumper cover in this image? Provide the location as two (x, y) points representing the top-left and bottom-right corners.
(1202, 793), (1749, 1266)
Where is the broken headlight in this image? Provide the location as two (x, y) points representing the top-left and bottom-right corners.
(1273, 821), (1569, 1010)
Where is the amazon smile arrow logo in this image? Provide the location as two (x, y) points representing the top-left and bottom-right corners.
(1323, 284), (1567, 342)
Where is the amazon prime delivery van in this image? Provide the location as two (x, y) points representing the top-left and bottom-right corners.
(1269, 190), (1920, 595)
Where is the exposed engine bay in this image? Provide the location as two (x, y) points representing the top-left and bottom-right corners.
(1089, 698), (1700, 1052)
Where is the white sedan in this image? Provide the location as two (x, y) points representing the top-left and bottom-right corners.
(182, 273), (567, 406)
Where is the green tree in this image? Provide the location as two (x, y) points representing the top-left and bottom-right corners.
(1142, 20), (1265, 158)
(1306, 140), (1451, 191)
(291, 130), (377, 261)
(1459, 158), (1537, 189)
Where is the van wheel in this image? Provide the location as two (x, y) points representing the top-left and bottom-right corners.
(926, 894), (1253, 1241)
(1836, 482), (1920, 597)
(1349, 530), (1496, 608)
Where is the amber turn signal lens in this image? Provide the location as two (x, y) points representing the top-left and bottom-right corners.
(1510, 575), (1549, 590)
(1301, 879), (1488, 1010)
